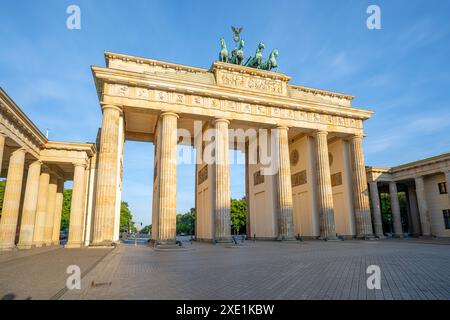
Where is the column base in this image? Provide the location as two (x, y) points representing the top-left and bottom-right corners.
(356, 234), (376, 240)
(215, 237), (232, 243)
(90, 240), (115, 248)
(0, 244), (16, 251)
(276, 236), (297, 241)
(375, 234), (386, 239)
(320, 235), (341, 241)
(65, 242), (83, 248)
(16, 243), (33, 250)
(33, 242), (44, 248)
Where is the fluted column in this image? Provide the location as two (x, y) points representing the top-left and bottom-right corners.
(0, 148), (26, 250)
(66, 163), (87, 248)
(389, 181), (403, 237)
(51, 179), (64, 245)
(349, 135), (373, 238)
(369, 181), (384, 238)
(17, 160), (42, 249)
(406, 183), (421, 236)
(275, 126), (294, 240)
(33, 169), (50, 247)
(43, 175), (57, 245)
(313, 131), (337, 240)
(92, 104), (121, 246)
(214, 118), (231, 242)
(0, 133), (5, 174)
(414, 176), (430, 236)
(156, 112), (179, 244)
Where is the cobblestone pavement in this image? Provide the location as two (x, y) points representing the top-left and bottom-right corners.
(0, 246), (112, 300)
(61, 239), (450, 300)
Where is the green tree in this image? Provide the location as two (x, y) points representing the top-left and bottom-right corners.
(176, 208), (195, 235)
(120, 201), (135, 233)
(141, 224), (152, 234)
(61, 189), (72, 230)
(231, 197), (247, 235)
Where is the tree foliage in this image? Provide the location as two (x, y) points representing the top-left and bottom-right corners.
(61, 189), (72, 231)
(120, 201), (135, 233)
(176, 208), (195, 235)
(231, 197), (247, 235)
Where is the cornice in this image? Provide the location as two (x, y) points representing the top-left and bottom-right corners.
(92, 66), (373, 120)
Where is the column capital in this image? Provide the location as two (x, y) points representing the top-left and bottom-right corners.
(73, 161), (87, 169)
(212, 118), (230, 125)
(275, 125), (289, 131)
(160, 111), (179, 119)
(100, 104), (123, 114)
(348, 133), (365, 141)
(12, 147), (27, 154)
(312, 130), (328, 137)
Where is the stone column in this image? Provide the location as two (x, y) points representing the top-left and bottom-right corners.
(389, 181), (403, 237)
(369, 181), (384, 238)
(156, 112), (179, 244)
(51, 179), (64, 245)
(213, 119), (231, 242)
(66, 163), (87, 248)
(349, 135), (373, 238)
(43, 175), (57, 245)
(275, 126), (294, 240)
(0, 148), (26, 250)
(414, 176), (431, 236)
(17, 160), (42, 249)
(313, 131), (337, 240)
(33, 168), (50, 247)
(0, 133), (6, 174)
(406, 183), (421, 236)
(92, 104), (121, 246)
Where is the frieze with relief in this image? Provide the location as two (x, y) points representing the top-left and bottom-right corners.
(106, 84), (364, 131)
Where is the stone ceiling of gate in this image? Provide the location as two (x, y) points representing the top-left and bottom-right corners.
(93, 52), (373, 137)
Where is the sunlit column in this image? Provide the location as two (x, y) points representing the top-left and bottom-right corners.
(313, 131), (337, 240)
(275, 126), (294, 240)
(92, 104), (121, 246)
(389, 181), (403, 237)
(214, 118), (231, 242)
(156, 112), (179, 244)
(33, 168), (50, 247)
(51, 178), (64, 245)
(0, 148), (26, 250)
(17, 160), (42, 249)
(349, 135), (373, 238)
(43, 175), (57, 245)
(66, 163), (87, 248)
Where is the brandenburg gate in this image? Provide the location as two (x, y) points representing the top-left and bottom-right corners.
(89, 50), (373, 246)
(0, 35), (377, 250)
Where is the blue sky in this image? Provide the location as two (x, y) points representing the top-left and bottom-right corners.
(1, 0), (449, 226)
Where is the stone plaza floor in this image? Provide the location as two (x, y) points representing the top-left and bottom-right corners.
(64, 239), (450, 300)
(1, 239), (449, 300)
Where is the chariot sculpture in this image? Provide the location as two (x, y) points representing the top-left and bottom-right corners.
(218, 26), (279, 72)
